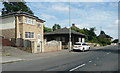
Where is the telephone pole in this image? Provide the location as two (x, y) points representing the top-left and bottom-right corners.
(69, 0), (72, 52)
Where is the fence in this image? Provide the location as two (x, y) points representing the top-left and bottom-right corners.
(44, 40), (62, 52)
(0, 36), (16, 47)
(1, 38), (11, 46)
(1, 38), (62, 53)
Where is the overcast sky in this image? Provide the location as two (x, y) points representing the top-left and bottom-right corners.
(0, 0), (119, 39)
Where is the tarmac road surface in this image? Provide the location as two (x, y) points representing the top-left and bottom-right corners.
(2, 45), (119, 71)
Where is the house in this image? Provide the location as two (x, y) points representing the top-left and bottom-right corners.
(44, 27), (85, 48)
(0, 11), (45, 53)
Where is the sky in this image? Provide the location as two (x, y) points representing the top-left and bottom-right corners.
(0, 0), (119, 39)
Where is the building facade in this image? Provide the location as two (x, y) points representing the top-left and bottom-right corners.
(44, 28), (85, 49)
(0, 11), (45, 53)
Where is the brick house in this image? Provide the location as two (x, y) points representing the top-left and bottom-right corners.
(0, 11), (45, 53)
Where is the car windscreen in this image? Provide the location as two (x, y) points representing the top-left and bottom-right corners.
(82, 43), (87, 45)
(75, 43), (81, 45)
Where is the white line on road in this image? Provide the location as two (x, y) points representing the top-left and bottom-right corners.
(89, 61), (92, 63)
(69, 64), (85, 71)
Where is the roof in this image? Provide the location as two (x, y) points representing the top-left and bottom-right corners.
(1, 11), (45, 23)
(44, 27), (85, 36)
(71, 24), (80, 30)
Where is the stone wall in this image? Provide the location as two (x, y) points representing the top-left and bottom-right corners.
(86, 43), (100, 47)
(44, 41), (62, 52)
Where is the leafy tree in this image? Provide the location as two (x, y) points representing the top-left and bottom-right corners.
(97, 37), (111, 46)
(44, 26), (52, 32)
(52, 24), (61, 31)
(71, 27), (99, 43)
(97, 31), (112, 46)
(2, 0), (33, 15)
(71, 26), (113, 46)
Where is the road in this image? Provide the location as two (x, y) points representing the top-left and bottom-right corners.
(2, 45), (119, 71)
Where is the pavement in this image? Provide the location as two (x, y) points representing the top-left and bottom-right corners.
(0, 45), (115, 64)
(0, 49), (70, 64)
(0, 56), (24, 64)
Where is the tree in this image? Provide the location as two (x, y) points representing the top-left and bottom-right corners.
(2, 0), (33, 15)
(71, 27), (99, 43)
(97, 30), (112, 46)
(52, 24), (61, 31)
(44, 26), (52, 32)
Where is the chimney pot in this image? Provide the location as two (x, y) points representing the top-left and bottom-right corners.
(72, 24), (75, 26)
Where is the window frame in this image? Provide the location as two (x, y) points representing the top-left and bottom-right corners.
(25, 17), (34, 25)
(37, 22), (41, 27)
(25, 32), (34, 38)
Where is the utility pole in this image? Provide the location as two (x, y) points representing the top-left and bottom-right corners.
(69, 0), (72, 52)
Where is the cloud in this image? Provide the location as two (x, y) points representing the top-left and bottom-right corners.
(51, 4), (69, 12)
(115, 20), (119, 24)
(103, 20), (118, 39)
(41, 14), (57, 19)
(25, 0), (119, 2)
(73, 0), (104, 2)
(44, 18), (69, 28)
(109, 2), (118, 8)
(27, 2), (118, 39)
(0, 12), (1, 16)
(75, 24), (91, 29)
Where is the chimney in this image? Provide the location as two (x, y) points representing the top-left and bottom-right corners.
(72, 24), (75, 26)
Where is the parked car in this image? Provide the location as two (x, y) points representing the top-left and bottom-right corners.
(73, 42), (90, 52)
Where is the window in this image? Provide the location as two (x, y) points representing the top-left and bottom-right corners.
(75, 43), (81, 45)
(25, 32), (34, 38)
(37, 34), (40, 39)
(18, 16), (22, 23)
(37, 22), (41, 27)
(25, 17), (34, 25)
(82, 43), (87, 45)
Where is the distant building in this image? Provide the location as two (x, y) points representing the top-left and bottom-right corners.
(44, 27), (85, 48)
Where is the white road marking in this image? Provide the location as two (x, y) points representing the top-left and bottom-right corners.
(94, 64), (97, 66)
(69, 64), (85, 71)
(89, 61), (92, 63)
